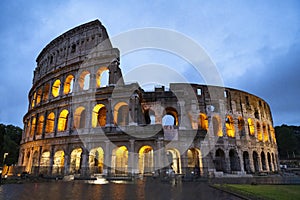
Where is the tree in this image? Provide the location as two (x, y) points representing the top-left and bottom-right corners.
(275, 125), (299, 159)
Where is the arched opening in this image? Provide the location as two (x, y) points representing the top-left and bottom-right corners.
(58, 109), (69, 131)
(248, 118), (255, 136)
(213, 115), (223, 137)
(138, 146), (154, 174)
(31, 151), (39, 174)
(42, 83), (50, 101)
(92, 104), (106, 127)
(112, 146), (128, 174)
(215, 149), (226, 172)
(199, 113), (208, 131)
(243, 151), (251, 174)
(31, 92), (36, 108)
(226, 115), (235, 137)
(52, 79), (61, 97)
(74, 106), (86, 129)
(144, 109), (155, 125)
(253, 151), (259, 172)
(40, 151), (51, 174)
(45, 112), (55, 133)
(36, 88), (42, 105)
(267, 152), (272, 171)
(63, 75), (74, 94)
(30, 117), (36, 137)
(114, 102), (129, 126)
(89, 147), (104, 174)
(70, 148), (82, 174)
(166, 148), (181, 174)
(229, 149), (241, 172)
(261, 151), (267, 171)
(36, 115), (44, 135)
(238, 117), (245, 136)
(78, 71), (90, 90)
(257, 122), (262, 141)
(96, 67), (109, 88)
(163, 107), (178, 126)
(263, 123), (268, 142)
(53, 150), (65, 175)
(187, 148), (202, 176)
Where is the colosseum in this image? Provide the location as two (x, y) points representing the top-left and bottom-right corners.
(18, 19), (279, 178)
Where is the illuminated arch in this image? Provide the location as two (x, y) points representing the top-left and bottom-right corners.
(263, 123), (268, 142)
(74, 106), (86, 129)
(187, 148), (203, 175)
(238, 116), (245, 136)
(114, 102), (129, 126)
(89, 147), (104, 174)
(166, 148), (181, 174)
(78, 71), (90, 90)
(112, 146), (128, 174)
(52, 79), (61, 97)
(70, 148), (82, 173)
(92, 104), (106, 127)
(36, 88), (42, 105)
(247, 118), (255, 136)
(58, 109), (69, 131)
(96, 67), (109, 88)
(45, 112), (55, 133)
(31, 92), (36, 108)
(30, 117), (36, 137)
(138, 145), (154, 174)
(63, 75), (74, 94)
(225, 115), (235, 137)
(40, 151), (51, 167)
(213, 115), (223, 137)
(257, 122), (262, 141)
(53, 150), (65, 175)
(36, 115), (44, 135)
(199, 113), (208, 131)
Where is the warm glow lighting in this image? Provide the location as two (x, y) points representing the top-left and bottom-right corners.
(52, 79), (61, 97)
(92, 104), (106, 127)
(64, 75), (74, 94)
(58, 109), (69, 131)
(248, 118), (255, 135)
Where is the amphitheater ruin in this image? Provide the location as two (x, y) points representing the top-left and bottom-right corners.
(18, 20), (279, 178)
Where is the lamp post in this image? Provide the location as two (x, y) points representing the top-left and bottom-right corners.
(3, 153), (8, 165)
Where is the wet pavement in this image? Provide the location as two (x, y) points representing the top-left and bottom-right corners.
(0, 179), (243, 200)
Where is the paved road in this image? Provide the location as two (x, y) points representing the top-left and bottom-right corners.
(0, 179), (243, 200)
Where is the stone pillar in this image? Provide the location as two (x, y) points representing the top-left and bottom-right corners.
(239, 151), (245, 174)
(42, 112), (47, 139)
(181, 151), (188, 175)
(128, 139), (136, 174)
(67, 108), (73, 135)
(106, 98), (114, 126)
(103, 140), (111, 175)
(54, 108), (59, 136)
(81, 149), (89, 176)
(64, 154), (70, 175)
(48, 145), (55, 176)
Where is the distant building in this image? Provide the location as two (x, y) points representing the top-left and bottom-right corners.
(18, 20), (279, 177)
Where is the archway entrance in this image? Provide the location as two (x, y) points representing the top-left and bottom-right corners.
(70, 148), (82, 174)
(253, 151), (259, 172)
(215, 149), (226, 172)
(165, 148), (181, 174)
(89, 147), (104, 174)
(138, 146), (154, 174)
(112, 146), (128, 175)
(229, 149), (241, 172)
(187, 148), (202, 176)
(53, 150), (65, 175)
(243, 151), (251, 173)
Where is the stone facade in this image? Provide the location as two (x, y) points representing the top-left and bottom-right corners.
(19, 20), (279, 177)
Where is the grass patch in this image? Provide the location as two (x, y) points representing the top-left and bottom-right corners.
(216, 184), (300, 200)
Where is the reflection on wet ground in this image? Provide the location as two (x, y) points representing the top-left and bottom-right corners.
(0, 179), (242, 200)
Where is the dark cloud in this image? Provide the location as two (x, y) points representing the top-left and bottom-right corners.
(234, 39), (300, 126)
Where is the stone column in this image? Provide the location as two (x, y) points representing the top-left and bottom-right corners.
(54, 108), (59, 136)
(48, 145), (55, 176)
(81, 149), (89, 177)
(128, 139), (136, 174)
(64, 153), (70, 175)
(103, 140), (111, 175)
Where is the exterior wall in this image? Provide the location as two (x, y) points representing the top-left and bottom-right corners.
(19, 19), (279, 177)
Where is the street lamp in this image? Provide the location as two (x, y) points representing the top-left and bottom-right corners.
(3, 153), (8, 165)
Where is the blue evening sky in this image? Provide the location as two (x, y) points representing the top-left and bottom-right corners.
(0, 0), (299, 127)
